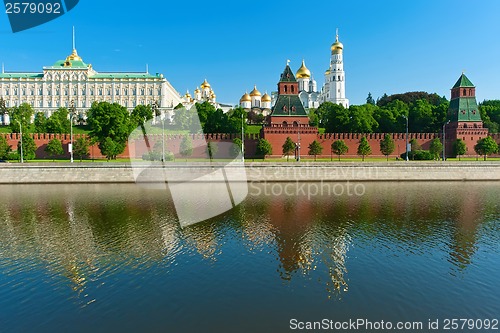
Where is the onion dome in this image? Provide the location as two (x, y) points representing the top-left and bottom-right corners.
(201, 79), (211, 89)
(250, 85), (261, 96)
(261, 93), (271, 102)
(331, 33), (343, 54)
(184, 90), (191, 99)
(194, 87), (201, 93)
(296, 60), (311, 79)
(240, 92), (251, 102)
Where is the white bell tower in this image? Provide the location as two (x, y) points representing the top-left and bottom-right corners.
(322, 29), (349, 108)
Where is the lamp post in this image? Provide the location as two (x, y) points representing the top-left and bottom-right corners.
(403, 115), (409, 161)
(152, 101), (163, 162)
(70, 100), (76, 163)
(442, 120), (450, 161)
(297, 121), (301, 162)
(16, 119), (23, 163)
(241, 111), (245, 162)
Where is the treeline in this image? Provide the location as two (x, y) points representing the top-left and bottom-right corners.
(309, 92), (500, 134)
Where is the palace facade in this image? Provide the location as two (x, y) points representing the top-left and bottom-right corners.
(0, 47), (183, 124)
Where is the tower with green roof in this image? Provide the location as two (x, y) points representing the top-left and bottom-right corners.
(445, 73), (488, 157)
(262, 62), (318, 159)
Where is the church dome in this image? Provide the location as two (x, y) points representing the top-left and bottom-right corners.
(250, 85), (261, 96)
(240, 92), (252, 102)
(194, 87), (201, 93)
(262, 93), (271, 102)
(201, 79), (211, 89)
(331, 35), (343, 54)
(296, 60), (311, 79)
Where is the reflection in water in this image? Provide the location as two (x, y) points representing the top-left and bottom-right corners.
(0, 182), (499, 332)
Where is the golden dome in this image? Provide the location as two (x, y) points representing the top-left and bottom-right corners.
(240, 92), (251, 102)
(331, 34), (343, 54)
(325, 69), (331, 75)
(66, 49), (82, 62)
(194, 87), (200, 93)
(201, 79), (211, 89)
(250, 85), (261, 96)
(296, 60), (311, 79)
(262, 93), (271, 102)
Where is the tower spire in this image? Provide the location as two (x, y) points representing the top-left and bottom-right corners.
(72, 26), (75, 50)
(336, 28), (339, 41)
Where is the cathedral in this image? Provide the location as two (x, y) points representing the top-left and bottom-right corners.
(239, 30), (350, 112)
(181, 79), (233, 113)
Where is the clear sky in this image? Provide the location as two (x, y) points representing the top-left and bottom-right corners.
(1, 0), (499, 106)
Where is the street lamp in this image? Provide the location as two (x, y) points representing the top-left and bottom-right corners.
(16, 119), (23, 163)
(403, 115), (409, 161)
(70, 100), (76, 163)
(442, 120), (450, 161)
(152, 101), (163, 162)
(296, 121), (301, 162)
(241, 111), (245, 162)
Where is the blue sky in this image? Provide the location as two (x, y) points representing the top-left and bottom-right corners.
(1, 0), (499, 106)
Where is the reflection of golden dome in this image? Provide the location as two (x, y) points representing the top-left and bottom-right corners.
(262, 93), (271, 102)
(250, 85), (261, 96)
(296, 60), (311, 79)
(331, 34), (343, 54)
(240, 92), (251, 102)
(201, 79), (211, 89)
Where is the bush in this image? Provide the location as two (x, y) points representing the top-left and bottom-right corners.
(400, 150), (433, 161)
(142, 150), (174, 161)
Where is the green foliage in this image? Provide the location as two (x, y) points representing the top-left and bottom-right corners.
(479, 100), (500, 133)
(452, 139), (467, 160)
(282, 137), (296, 161)
(130, 105), (153, 129)
(206, 141), (218, 161)
(474, 136), (499, 160)
(429, 138), (443, 160)
(331, 140), (348, 161)
(357, 137), (372, 161)
(322, 102), (378, 133)
(173, 106), (198, 131)
(410, 138), (421, 151)
(87, 102), (134, 159)
(308, 140), (323, 161)
(0, 135), (11, 159)
(17, 133), (37, 160)
(377, 91), (447, 108)
(46, 108), (71, 134)
(366, 92), (375, 105)
(142, 141), (174, 161)
(308, 109), (319, 127)
(44, 138), (64, 161)
(256, 138), (272, 158)
(9, 103), (34, 133)
(34, 112), (47, 133)
(232, 138), (243, 158)
(380, 134), (395, 160)
(180, 135), (193, 158)
(73, 137), (90, 162)
(401, 150), (434, 161)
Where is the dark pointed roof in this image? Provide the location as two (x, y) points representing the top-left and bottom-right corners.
(279, 65), (296, 82)
(452, 73), (474, 88)
(271, 95), (308, 116)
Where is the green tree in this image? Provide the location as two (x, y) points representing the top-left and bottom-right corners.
(366, 92), (375, 105)
(357, 137), (372, 161)
(322, 102), (350, 133)
(429, 138), (443, 160)
(206, 141), (218, 161)
(257, 138), (272, 159)
(474, 136), (499, 161)
(44, 138), (64, 161)
(17, 133), (37, 160)
(331, 140), (348, 161)
(308, 108), (319, 127)
(380, 134), (395, 161)
(452, 139), (467, 161)
(131, 104), (153, 129)
(87, 102), (134, 159)
(34, 112), (47, 133)
(180, 135), (193, 160)
(9, 103), (34, 133)
(232, 137), (243, 158)
(410, 138), (421, 151)
(0, 135), (11, 159)
(308, 140), (323, 161)
(282, 137), (296, 161)
(46, 108), (71, 134)
(73, 137), (90, 162)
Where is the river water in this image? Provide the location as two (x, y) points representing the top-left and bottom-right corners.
(0, 182), (499, 332)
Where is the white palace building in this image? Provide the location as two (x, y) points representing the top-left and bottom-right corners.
(0, 43), (182, 125)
